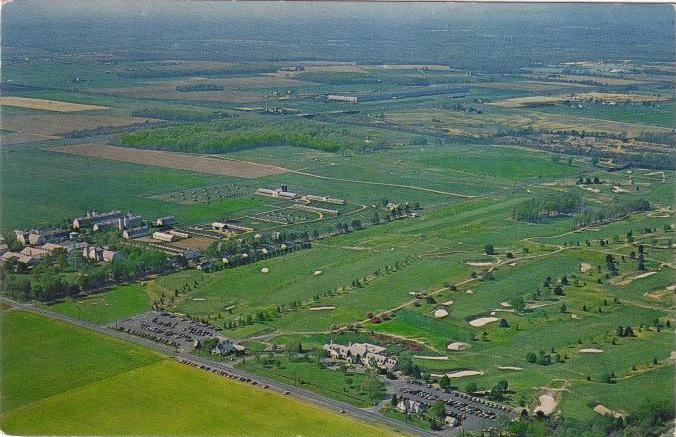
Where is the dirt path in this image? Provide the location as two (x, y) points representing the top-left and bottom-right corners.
(290, 169), (477, 199)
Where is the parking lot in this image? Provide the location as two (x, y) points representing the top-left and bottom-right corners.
(389, 379), (516, 431)
(112, 311), (223, 352)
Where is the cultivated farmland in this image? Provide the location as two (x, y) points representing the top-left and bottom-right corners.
(51, 144), (290, 178)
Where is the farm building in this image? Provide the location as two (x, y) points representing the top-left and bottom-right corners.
(302, 194), (345, 205)
(155, 216), (176, 227)
(327, 94), (358, 103)
(168, 230), (190, 239)
(255, 187), (297, 199)
(211, 222), (253, 233)
(294, 204), (339, 216)
(153, 231), (179, 242)
(122, 226), (152, 240)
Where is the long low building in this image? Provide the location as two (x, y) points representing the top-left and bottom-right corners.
(122, 226), (152, 240)
(294, 204), (340, 216)
(211, 222), (254, 232)
(255, 187), (297, 200)
(72, 210), (124, 229)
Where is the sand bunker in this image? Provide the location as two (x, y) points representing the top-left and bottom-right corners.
(414, 356), (449, 361)
(260, 267), (270, 273)
(634, 271), (657, 280)
(446, 370), (484, 378)
(309, 306), (336, 311)
(534, 394), (557, 415)
(611, 186), (630, 193)
(433, 308), (449, 319)
(313, 270), (323, 276)
(465, 289), (474, 294)
(192, 298), (206, 301)
(571, 314), (581, 320)
(467, 261), (494, 267)
(500, 302), (512, 308)
(580, 262), (592, 273)
(441, 300), (454, 306)
(447, 342), (469, 351)
(580, 348), (604, 354)
(497, 366), (523, 371)
(469, 317), (499, 327)
(594, 404), (624, 419)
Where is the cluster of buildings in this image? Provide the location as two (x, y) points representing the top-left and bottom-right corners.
(3, 210), (188, 269)
(1, 229), (80, 267)
(322, 341), (397, 372)
(82, 244), (121, 263)
(256, 185), (344, 216)
(72, 210), (153, 241)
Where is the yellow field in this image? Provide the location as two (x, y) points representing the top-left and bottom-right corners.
(492, 92), (669, 108)
(0, 97), (108, 112)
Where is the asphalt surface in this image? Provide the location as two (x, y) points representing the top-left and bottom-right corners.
(1, 298), (441, 437)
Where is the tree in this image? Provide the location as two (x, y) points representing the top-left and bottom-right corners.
(637, 253), (646, 271)
(439, 375), (451, 390)
(484, 244), (495, 255)
(465, 382), (478, 394)
(511, 296), (526, 312)
(526, 352), (537, 363)
(361, 366), (384, 400)
(429, 401), (446, 422)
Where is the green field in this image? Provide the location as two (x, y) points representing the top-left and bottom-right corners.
(0, 310), (160, 412)
(44, 283), (152, 324)
(0, 148), (268, 230)
(0, 310), (403, 436)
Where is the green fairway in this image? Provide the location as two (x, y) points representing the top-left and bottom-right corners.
(44, 283), (152, 324)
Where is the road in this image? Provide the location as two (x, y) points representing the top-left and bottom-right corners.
(1, 297), (441, 437)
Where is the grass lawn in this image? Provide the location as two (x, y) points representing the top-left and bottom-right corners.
(1, 359), (403, 437)
(241, 357), (385, 407)
(0, 310), (160, 412)
(44, 282), (152, 324)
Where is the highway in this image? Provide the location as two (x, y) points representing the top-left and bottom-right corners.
(1, 298), (442, 437)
